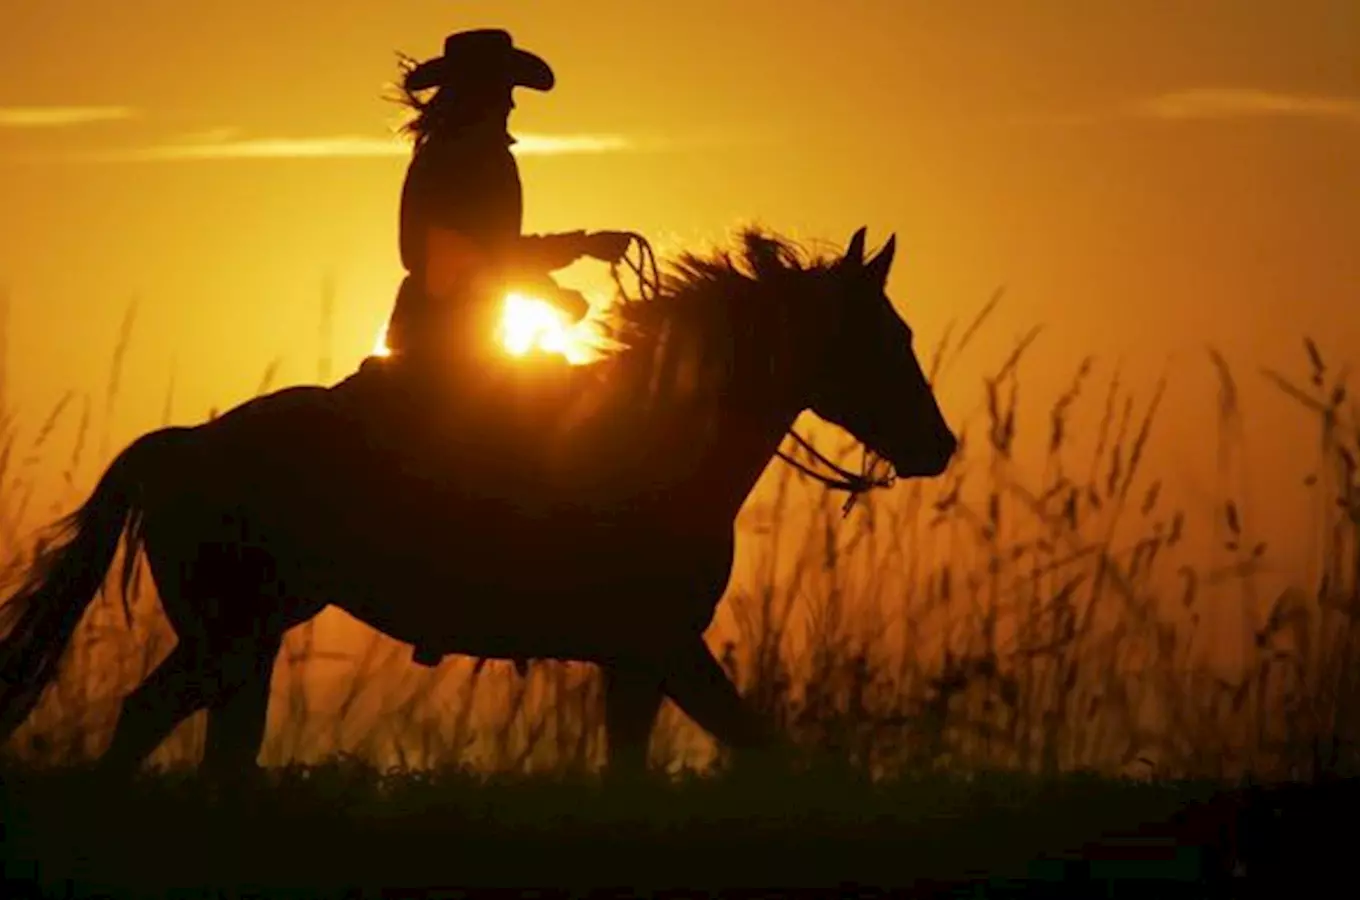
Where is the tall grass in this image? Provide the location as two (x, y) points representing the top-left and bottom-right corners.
(1, 294), (1357, 786)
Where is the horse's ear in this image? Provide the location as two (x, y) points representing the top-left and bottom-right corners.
(844, 227), (868, 266)
(864, 234), (897, 288)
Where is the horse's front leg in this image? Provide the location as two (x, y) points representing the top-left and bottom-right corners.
(655, 637), (786, 771)
(601, 661), (665, 777)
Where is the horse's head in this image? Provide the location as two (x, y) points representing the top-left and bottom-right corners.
(598, 227), (956, 485)
(801, 227), (957, 479)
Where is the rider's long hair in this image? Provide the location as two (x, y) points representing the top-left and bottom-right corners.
(392, 54), (506, 149)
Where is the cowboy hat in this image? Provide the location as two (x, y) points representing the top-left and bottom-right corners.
(405, 29), (554, 92)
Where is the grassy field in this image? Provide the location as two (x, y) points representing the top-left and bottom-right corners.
(8, 759), (1350, 896)
(2, 295), (1359, 894)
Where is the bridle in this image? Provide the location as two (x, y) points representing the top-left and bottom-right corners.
(608, 232), (897, 517)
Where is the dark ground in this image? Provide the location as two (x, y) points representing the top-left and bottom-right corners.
(0, 760), (1351, 898)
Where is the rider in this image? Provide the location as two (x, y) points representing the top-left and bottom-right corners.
(384, 28), (632, 370)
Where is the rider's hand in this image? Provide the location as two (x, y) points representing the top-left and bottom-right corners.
(550, 287), (591, 324)
(583, 231), (633, 265)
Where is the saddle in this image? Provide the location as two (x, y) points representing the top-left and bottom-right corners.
(332, 351), (667, 671)
(335, 349), (607, 499)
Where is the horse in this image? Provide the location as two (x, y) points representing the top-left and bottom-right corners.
(0, 226), (957, 779)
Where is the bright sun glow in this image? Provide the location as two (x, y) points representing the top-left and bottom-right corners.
(370, 293), (608, 365)
(500, 293), (572, 358)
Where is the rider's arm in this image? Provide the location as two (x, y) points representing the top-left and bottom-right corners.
(519, 231), (632, 271)
(518, 232), (588, 272)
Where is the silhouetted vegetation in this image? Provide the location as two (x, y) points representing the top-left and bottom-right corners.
(2, 290), (1358, 894)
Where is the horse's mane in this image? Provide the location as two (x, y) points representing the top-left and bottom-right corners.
(602, 227), (840, 361)
(547, 227), (844, 433)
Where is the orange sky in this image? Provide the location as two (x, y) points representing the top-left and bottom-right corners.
(1, 0), (1358, 560)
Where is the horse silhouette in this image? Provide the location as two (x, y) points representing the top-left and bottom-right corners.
(0, 226), (956, 778)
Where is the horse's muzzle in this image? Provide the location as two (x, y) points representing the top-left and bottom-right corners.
(891, 430), (958, 479)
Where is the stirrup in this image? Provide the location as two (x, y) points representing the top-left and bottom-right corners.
(411, 645), (444, 667)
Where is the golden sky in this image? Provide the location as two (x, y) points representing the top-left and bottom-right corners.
(1, 0), (1358, 544)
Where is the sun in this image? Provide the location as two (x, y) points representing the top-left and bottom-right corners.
(371, 293), (610, 365)
(499, 292), (604, 363)
(372, 326), (392, 357)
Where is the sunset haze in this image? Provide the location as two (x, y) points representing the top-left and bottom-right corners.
(1, 0), (1357, 666)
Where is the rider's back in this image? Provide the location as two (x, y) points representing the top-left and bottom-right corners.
(389, 122), (523, 363)
(398, 124), (522, 275)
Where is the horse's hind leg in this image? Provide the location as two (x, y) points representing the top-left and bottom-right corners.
(656, 638), (783, 766)
(602, 662), (665, 776)
(201, 630), (283, 781)
(98, 642), (212, 776)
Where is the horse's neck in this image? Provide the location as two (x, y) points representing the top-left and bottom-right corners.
(444, 292), (801, 520)
(630, 306), (802, 509)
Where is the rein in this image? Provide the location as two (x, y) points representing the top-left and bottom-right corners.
(774, 432), (896, 516)
(610, 233), (897, 517)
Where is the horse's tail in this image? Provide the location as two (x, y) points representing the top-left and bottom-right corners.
(0, 427), (189, 747)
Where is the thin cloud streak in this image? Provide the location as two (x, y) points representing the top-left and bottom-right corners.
(0, 105), (139, 127)
(1135, 88), (1360, 123)
(514, 133), (633, 155)
(993, 88), (1360, 131)
(84, 132), (634, 162)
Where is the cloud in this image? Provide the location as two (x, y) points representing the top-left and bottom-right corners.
(99, 135), (408, 161)
(514, 133), (633, 155)
(0, 105), (138, 127)
(82, 130), (634, 162)
(991, 88), (1360, 132)
(1134, 88), (1360, 123)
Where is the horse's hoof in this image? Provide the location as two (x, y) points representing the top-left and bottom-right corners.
(726, 741), (799, 780)
(90, 756), (142, 786)
(200, 763), (267, 801)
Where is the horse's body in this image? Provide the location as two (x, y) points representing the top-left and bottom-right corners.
(0, 227), (957, 777)
(136, 367), (749, 662)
